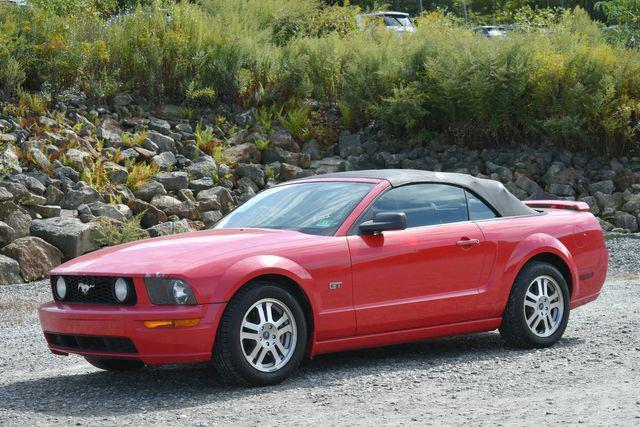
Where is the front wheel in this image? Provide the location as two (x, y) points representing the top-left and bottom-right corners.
(212, 282), (307, 386)
(499, 261), (570, 349)
(85, 357), (145, 371)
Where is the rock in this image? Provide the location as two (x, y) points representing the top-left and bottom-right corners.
(44, 185), (64, 205)
(189, 177), (215, 192)
(60, 181), (102, 209)
(235, 163), (265, 187)
(53, 165), (80, 183)
(185, 155), (217, 179)
(315, 156), (345, 174)
(103, 161), (129, 184)
(64, 148), (93, 171)
(147, 219), (195, 238)
(175, 123), (193, 134)
(29, 147), (52, 170)
(505, 182), (528, 200)
(87, 202), (130, 222)
(0, 220), (15, 246)
(149, 117), (171, 134)
(98, 118), (123, 146)
(30, 204), (62, 218)
(0, 255), (22, 285)
(515, 175), (543, 195)
(1, 145), (21, 174)
(613, 211), (638, 232)
(38, 116), (57, 128)
(301, 139), (323, 161)
(2, 237), (63, 281)
(278, 163), (306, 180)
(0, 202), (31, 238)
(152, 152), (177, 170)
(197, 187), (235, 214)
(594, 191), (617, 211)
(271, 129), (300, 152)
(598, 218), (615, 232)
(119, 148), (140, 162)
(0, 187), (13, 203)
(112, 94), (134, 107)
(153, 171), (189, 191)
(146, 130), (176, 153)
(588, 180), (615, 195)
(30, 217), (100, 258)
(202, 210), (223, 227)
(164, 200), (201, 221)
(129, 199), (167, 228)
(0, 181), (29, 200)
(20, 192), (47, 206)
(235, 108), (256, 127)
(547, 183), (575, 197)
(223, 143), (260, 164)
(150, 194), (182, 211)
(579, 196), (600, 215)
(338, 132), (363, 158)
(134, 181), (167, 202)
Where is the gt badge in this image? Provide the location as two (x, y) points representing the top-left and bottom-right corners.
(329, 282), (342, 290)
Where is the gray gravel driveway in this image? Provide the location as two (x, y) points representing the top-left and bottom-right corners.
(0, 235), (639, 426)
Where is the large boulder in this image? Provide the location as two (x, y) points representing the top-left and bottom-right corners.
(613, 211), (639, 232)
(235, 163), (265, 187)
(223, 143), (260, 164)
(588, 180), (615, 195)
(2, 237), (63, 281)
(197, 186), (235, 214)
(0, 255), (22, 285)
(0, 187), (13, 202)
(153, 171), (189, 191)
(30, 217), (100, 258)
(150, 194), (182, 211)
(185, 156), (217, 179)
(0, 220), (15, 246)
(271, 129), (300, 152)
(97, 117), (123, 147)
(146, 130), (176, 153)
(147, 219), (197, 238)
(86, 202), (131, 222)
(129, 199), (167, 228)
(64, 148), (93, 171)
(134, 180), (166, 202)
(0, 202), (31, 238)
(151, 152), (177, 170)
(60, 181), (103, 209)
(103, 161), (129, 184)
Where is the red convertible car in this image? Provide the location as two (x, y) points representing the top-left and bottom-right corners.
(39, 170), (608, 386)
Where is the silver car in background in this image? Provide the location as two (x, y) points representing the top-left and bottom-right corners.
(356, 11), (416, 33)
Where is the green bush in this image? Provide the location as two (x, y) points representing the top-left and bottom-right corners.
(0, 1), (639, 155)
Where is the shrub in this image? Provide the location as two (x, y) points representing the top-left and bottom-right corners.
(95, 214), (147, 247)
(126, 161), (158, 191)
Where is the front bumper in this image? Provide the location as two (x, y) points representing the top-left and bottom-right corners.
(39, 301), (226, 365)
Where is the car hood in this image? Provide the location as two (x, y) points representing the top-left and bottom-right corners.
(51, 228), (313, 277)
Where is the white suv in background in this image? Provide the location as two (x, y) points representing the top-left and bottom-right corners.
(356, 11), (416, 33)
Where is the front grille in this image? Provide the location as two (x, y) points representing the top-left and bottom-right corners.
(53, 276), (137, 305)
(46, 333), (138, 354)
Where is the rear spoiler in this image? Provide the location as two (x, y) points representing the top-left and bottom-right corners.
(524, 200), (591, 212)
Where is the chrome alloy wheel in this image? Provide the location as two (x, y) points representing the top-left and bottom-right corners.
(240, 298), (297, 372)
(523, 275), (565, 338)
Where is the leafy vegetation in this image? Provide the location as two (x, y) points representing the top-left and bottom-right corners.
(95, 214), (147, 246)
(0, 0), (639, 155)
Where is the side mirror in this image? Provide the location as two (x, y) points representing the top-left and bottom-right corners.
(359, 212), (406, 234)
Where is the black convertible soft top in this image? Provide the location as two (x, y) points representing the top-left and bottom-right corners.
(297, 169), (537, 217)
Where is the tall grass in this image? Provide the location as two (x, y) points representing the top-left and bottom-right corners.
(0, 1), (639, 155)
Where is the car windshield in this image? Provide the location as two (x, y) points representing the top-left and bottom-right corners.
(215, 181), (374, 236)
(384, 15), (412, 27)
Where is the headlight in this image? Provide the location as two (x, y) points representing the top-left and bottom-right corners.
(113, 278), (131, 303)
(55, 276), (66, 300)
(145, 277), (197, 305)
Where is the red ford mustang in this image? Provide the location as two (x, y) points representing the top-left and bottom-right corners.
(39, 170), (608, 386)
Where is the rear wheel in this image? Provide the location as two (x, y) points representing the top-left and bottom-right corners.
(499, 261), (570, 348)
(212, 282), (307, 386)
(85, 357), (145, 371)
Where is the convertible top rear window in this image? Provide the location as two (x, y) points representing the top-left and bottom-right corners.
(215, 182), (374, 236)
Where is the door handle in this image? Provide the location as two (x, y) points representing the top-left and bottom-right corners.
(456, 238), (480, 248)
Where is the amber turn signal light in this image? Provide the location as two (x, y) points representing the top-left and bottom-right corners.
(144, 318), (201, 329)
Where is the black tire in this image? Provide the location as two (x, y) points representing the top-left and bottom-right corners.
(85, 357), (145, 371)
(499, 261), (570, 349)
(212, 282), (308, 386)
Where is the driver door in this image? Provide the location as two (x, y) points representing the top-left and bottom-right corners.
(347, 183), (490, 335)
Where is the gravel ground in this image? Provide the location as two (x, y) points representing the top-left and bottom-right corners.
(0, 236), (639, 426)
